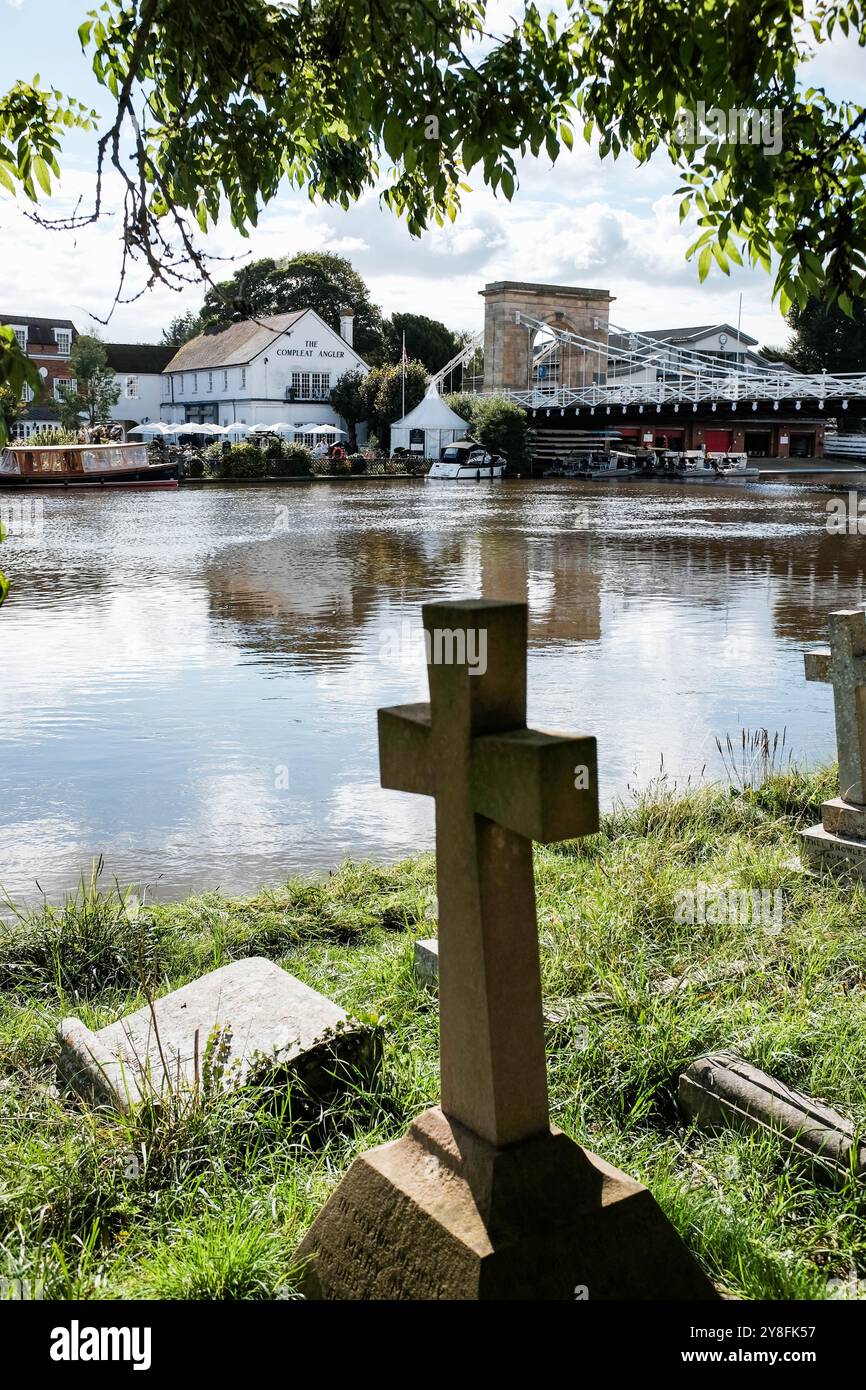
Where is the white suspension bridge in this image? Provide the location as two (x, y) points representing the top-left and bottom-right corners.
(431, 311), (866, 417)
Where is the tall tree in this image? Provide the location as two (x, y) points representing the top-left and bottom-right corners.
(200, 252), (385, 360)
(784, 298), (866, 374)
(2, 1), (866, 392)
(383, 313), (460, 373)
(329, 368), (367, 451)
(59, 335), (120, 429)
(161, 310), (202, 347)
(361, 360), (428, 447)
(0, 326), (40, 448)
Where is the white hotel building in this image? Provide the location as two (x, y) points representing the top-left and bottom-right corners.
(160, 308), (368, 442)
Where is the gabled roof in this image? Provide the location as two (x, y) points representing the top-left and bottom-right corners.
(635, 323), (759, 347)
(105, 342), (174, 374)
(163, 312), (308, 373)
(394, 383), (470, 430)
(2, 315), (77, 349)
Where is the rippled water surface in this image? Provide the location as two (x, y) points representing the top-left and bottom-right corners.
(0, 478), (859, 904)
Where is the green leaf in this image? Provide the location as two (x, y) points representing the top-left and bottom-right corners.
(32, 154), (51, 194)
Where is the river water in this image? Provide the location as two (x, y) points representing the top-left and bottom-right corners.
(0, 478), (859, 905)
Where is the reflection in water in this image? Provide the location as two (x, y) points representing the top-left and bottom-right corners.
(0, 479), (860, 905)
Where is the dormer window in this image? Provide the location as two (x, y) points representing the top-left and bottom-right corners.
(54, 328), (71, 355)
(13, 326), (27, 352)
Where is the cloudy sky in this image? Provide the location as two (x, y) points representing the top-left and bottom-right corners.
(1, 0), (863, 350)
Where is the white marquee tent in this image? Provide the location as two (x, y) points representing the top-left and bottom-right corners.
(389, 383), (470, 459)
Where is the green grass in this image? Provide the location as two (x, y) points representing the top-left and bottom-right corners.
(2, 764), (866, 1300)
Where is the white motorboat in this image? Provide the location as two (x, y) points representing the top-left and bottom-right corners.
(427, 440), (506, 480)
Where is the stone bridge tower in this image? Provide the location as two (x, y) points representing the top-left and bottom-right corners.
(480, 281), (614, 392)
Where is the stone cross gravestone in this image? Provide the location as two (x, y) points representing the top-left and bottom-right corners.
(802, 609), (866, 878)
(296, 599), (717, 1299)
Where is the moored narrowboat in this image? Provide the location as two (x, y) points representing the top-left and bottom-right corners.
(0, 442), (178, 487)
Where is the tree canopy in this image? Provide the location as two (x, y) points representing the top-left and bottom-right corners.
(59, 334), (121, 428)
(785, 297), (866, 373)
(383, 313), (461, 374)
(1, 0), (865, 388)
(199, 252), (386, 359)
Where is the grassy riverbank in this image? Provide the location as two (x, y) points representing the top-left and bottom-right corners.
(2, 764), (866, 1300)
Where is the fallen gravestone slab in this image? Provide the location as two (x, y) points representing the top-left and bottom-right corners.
(57, 957), (374, 1111)
(679, 1051), (865, 1180)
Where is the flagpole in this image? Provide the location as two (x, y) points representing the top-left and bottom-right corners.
(402, 332), (406, 417)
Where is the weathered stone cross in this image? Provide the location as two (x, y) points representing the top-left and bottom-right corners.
(378, 598), (598, 1147)
(296, 597), (718, 1299)
(805, 609), (866, 806)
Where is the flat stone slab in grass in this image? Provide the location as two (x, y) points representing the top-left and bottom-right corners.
(57, 957), (373, 1111)
(679, 1050), (865, 1181)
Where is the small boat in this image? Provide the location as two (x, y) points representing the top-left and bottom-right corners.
(0, 442), (178, 488)
(662, 449), (760, 482)
(427, 440), (506, 480)
(571, 449), (641, 480)
(710, 451), (760, 479)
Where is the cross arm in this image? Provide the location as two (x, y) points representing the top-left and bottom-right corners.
(378, 703), (433, 797)
(804, 647), (831, 683)
(470, 729), (599, 844)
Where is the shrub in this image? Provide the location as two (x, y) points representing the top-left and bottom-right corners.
(472, 396), (527, 471)
(225, 442), (268, 478)
(348, 453), (367, 474)
(202, 441), (227, 478)
(271, 443), (313, 477)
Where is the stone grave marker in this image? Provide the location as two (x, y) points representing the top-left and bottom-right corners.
(296, 599), (717, 1299)
(58, 957), (373, 1111)
(802, 609), (866, 878)
(680, 1051), (865, 1182)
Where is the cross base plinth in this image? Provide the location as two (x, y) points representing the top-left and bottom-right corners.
(801, 823), (866, 880)
(295, 1107), (719, 1300)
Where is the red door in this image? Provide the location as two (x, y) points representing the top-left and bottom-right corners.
(704, 429), (732, 451)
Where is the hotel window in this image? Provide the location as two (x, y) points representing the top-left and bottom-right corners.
(310, 372), (330, 399)
(223, 370), (228, 391)
(292, 371), (310, 398)
(13, 326), (27, 351)
(54, 328), (71, 355)
(22, 383), (34, 403)
(125, 375), (139, 399)
(192, 373), (198, 393)
(179, 373), (185, 393)
(240, 367), (247, 388)
(208, 371), (213, 393)
(162, 376), (171, 397)
(54, 378), (76, 400)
